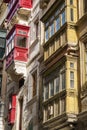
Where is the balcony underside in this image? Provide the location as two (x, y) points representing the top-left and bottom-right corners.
(6, 60), (27, 79)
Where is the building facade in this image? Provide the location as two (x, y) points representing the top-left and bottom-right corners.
(40, 0), (79, 129)
(0, 0), (87, 130)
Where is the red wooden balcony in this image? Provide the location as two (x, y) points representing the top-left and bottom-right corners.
(8, 95), (16, 124)
(6, 0), (32, 21)
(6, 24), (29, 75)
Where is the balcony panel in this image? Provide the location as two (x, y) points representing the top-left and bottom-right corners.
(14, 47), (28, 62)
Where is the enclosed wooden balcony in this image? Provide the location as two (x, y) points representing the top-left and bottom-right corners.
(6, 0), (32, 22)
(6, 24), (29, 76)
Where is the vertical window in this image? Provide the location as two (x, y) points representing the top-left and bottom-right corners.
(61, 72), (65, 90)
(70, 62), (74, 68)
(61, 11), (65, 25)
(49, 81), (54, 97)
(45, 29), (49, 42)
(55, 99), (60, 116)
(54, 77), (59, 94)
(48, 103), (54, 119)
(55, 17), (60, 32)
(70, 0), (73, 5)
(44, 85), (49, 100)
(70, 8), (74, 21)
(60, 98), (65, 113)
(50, 23), (54, 37)
(32, 71), (37, 97)
(70, 71), (74, 88)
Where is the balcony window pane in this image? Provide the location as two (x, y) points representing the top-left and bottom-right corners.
(49, 81), (54, 97)
(61, 72), (65, 90)
(70, 71), (74, 88)
(55, 17), (60, 31)
(54, 77), (59, 94)
(61, 11), (65, 25)
(60, 98), (65, 113)
(70, 0), (73, 5)
(44, 85), (49, 100)
(0, 38), (5, 48)
(50, 23), (54, 37)
(16, 36), (27, 48)
(45, 29), (49, 42)
(70, 8), (74, 21)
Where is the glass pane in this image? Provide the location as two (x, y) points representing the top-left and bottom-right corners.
(45, 29), (49, 42)
(54, 77), (59, 93)
(56, 17), (60, 31)
(70, 80), (74, 88)
(44, 85), (49, 100)
(70, 71), (74, 79)
(70, 0), (73, 5)
(49, 81), (54, 97)
(61, 72), (65, 90)
(16, 36), (27, 48)
(61, 11), (65, 25)
(50, 23), (54, 37)
(0, 38), (5, 48)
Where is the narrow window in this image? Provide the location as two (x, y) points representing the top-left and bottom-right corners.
(49, 81), (54, 97)
(55, 99), (60, 116)
(48, 103), (54, 119)
(55, 17), (60, 32)
(61, 11), (65, 25)
(50, 23), (54, 37)
(44, 85), (49, 100)
(61, 72), (65, 90)
(32, 71), (37, 97)
(60, 98), (65, 113)
(70, 71), (74, 88)
(45, 29), (49, 42)
(34, 21), (39, 38)
(70, 8), (74, 21)
(70, 62), (74, 68)
(70, 0), (73, 5)
(54, 77), (59, 94)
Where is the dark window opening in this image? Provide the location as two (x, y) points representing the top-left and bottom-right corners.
(16, 36), (27, 48)
(70, 0), (73, 5)
(19, 78), (25, 88)
(70, 8), (74, 21)
(32, 71), (37, 97)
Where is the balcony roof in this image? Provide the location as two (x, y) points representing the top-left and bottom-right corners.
(6, 24), (30, 40)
